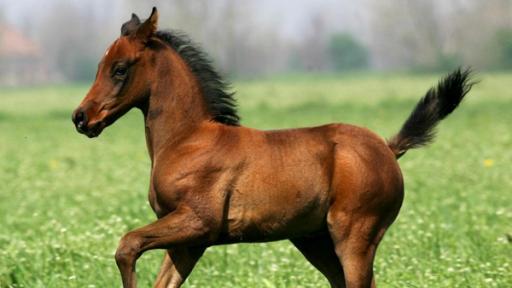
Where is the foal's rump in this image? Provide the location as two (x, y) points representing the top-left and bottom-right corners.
(328, 123), (404, 218)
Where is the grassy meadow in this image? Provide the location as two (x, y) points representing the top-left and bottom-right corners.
(0, 73), (511, 287)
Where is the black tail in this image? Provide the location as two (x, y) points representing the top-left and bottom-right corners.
(388, 68), (474, 159)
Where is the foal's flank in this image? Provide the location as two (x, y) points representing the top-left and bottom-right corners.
(72, 7), (473, 288)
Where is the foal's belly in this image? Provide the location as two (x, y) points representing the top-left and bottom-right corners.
(218, 163), (332, 243)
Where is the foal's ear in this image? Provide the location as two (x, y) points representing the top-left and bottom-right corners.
(135, 7), (159, 43)
(121, 13), (141, 36)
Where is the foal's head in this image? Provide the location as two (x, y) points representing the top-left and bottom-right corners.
(73, 7), (239, 138)
(72, 8), (159, 138)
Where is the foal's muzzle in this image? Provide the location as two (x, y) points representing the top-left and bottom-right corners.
(72, 108), (103, 138)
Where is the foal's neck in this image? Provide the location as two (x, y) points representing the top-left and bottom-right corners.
(141, 48), (210, 163)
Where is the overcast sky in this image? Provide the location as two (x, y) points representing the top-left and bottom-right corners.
(0, 0), (372, 40)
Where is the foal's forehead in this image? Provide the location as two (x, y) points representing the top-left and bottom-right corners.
(102, 37), (138, 63)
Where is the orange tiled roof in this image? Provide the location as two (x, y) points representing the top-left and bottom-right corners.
(0, 25), (41, 57)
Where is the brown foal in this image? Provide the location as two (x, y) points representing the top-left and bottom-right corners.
(72, 8), (473, 288)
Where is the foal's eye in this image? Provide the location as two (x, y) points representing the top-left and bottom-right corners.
(114, 66), (128, 77)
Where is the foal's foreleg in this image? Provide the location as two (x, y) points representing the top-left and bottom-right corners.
(153, 247), (205, 288)
(115, 206), (210, 288)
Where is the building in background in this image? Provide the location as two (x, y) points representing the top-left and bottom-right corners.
(0, 24), (47, 86)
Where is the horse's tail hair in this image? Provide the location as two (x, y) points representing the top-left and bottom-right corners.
(387, 68), (474, 159)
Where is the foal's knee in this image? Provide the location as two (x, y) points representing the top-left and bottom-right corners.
(115, 232), (142, 267)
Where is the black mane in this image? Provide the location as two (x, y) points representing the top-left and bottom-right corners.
(154, 30), (240, 126)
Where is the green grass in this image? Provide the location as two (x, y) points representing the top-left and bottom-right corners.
(1, 73), (511, 287)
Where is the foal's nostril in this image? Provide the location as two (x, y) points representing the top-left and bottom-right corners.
(72, 109), (88, 132)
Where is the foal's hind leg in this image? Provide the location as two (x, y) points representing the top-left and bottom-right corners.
(153, 247), (205, 288)
(291, 234), (346, 288)
(327, 210), (388, 288)
(154, 253), (174, 288)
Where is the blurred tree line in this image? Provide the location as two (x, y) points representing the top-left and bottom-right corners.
(1, 0), (512, 84)
(370, 0), (512, 72)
